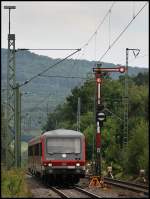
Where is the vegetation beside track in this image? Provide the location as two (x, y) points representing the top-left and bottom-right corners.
(1, 168), (32, 198)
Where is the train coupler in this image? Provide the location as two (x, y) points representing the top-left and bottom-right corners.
(89, 176), (106, 188)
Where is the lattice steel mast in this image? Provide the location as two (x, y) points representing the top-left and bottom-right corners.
(123, 48), (129, 147)
(123, 48), (140, 148)
(4, 5), (16, 169)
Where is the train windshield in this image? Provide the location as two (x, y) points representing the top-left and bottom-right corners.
(46, 137), (81, 154)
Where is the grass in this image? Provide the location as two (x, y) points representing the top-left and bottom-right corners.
(1, 168), (32, 198)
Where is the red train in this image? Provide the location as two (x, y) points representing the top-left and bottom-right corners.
(28, 129), (86, 185)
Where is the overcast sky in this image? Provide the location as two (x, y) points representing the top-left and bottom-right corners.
(1, 1), (149, 68)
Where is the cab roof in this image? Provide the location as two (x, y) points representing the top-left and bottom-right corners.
(42, 129), (83, 137)
(28, 129), (84, 145)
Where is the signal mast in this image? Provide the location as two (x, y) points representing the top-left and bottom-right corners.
(89, 63), (125, 187)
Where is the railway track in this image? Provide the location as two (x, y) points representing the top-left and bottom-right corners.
(103, 177), (149, 196)
(27, 172), (102, 198)
(27, 172), (148, 197)
(49, 185), (102, 198)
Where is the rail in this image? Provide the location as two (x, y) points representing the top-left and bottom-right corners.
(74, 186), (102, 198)
(49, 185), (103, 198)
(103, 177), (149, 195)
(49, 186), (70, 198)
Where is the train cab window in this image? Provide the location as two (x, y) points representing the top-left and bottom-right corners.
(47, 138), (81, 154)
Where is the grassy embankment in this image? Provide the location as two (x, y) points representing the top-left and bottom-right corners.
(1, 168), (32, 198)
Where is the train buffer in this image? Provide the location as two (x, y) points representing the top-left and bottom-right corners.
(89, 176), (106, 188)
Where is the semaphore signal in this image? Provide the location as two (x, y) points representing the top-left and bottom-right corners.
(89, 63), (125, 187)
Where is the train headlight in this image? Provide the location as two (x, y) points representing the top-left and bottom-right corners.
(76, 163), (80, 167)
(48, 163), (52, 167)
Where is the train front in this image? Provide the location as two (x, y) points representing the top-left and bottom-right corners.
(41, 129), (86, 184)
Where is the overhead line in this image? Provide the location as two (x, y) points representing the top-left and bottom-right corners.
(105, 107), (123, 121)
(17, 48), (79, 51)
(98, 2), (148, 62)
(17, 49), (81, 88)
(22, 77), (93, 111)
(15, 1), (116, 90)
(28, 92), (53, 111)
(39, 75), (88, 79)
(80, 1), (116, 49)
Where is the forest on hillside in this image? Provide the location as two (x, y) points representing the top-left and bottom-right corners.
(43, 72), (149, 178)
(2, 48), (148, 131)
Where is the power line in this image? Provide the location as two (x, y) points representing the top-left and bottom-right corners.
(22, 76), (93, 111)
(27, 92), (53, 111)
(39, 75), (88, 79)
(17, 48), (79, 51)
(80, 1), (116, 49)
(108, 8), (111, 48)
(17, 49), (81, 88)
(98, 2), (148, 62)
(105, 107), (123, 121)
(78, 1), (115, 63)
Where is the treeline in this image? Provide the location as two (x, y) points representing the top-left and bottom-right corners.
(43, 72), (149, 177)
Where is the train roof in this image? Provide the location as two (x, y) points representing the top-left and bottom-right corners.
(28, 129), (84, 145)
(42, 129), (84, 137)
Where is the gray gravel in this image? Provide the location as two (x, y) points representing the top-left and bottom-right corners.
(79, 178), (148, 198)
(26, 175), (59, 198)
(26, 175), (148, 198)
(58, 188), (90, 198)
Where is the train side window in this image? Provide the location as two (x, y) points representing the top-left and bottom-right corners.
(29, 144), (41, 156)
(31, 146), (32, 156)
(34, 144), (36, 156)
(37, 144), (38, 156)
(33, 145), (35, 156)
(39, 143), (42, 156)
(28, 146), (30, 156)
(31, 146), (33, 156)
(34, 144), (39, 156)
(28, 146), (33, 156)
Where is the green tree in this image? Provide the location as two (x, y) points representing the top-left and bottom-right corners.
(123, 119), (148, 175)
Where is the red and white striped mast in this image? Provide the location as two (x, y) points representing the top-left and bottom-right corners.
(93, 64), (126, 178)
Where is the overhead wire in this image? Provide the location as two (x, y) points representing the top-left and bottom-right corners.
(26, 92), (54, 112)
(14, 2), (148, 116)
(72, 50), (82, 65)
(76, 1), (116, 63)
(108, 8), (111, 48)
(17, 48), (79, 51)
(105, 107), (123, 121)
(17, 48), (81, 88)
(39, 75), (88, 79)
(80, 1), (116, 49)
(71, 2), (116, 67)
(15, 2), (116, 90)
(98, 2), (148, 62)
(132, 1), (135, 19)
(94, 30), (97, 65)
(22, 74), (94, 113)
